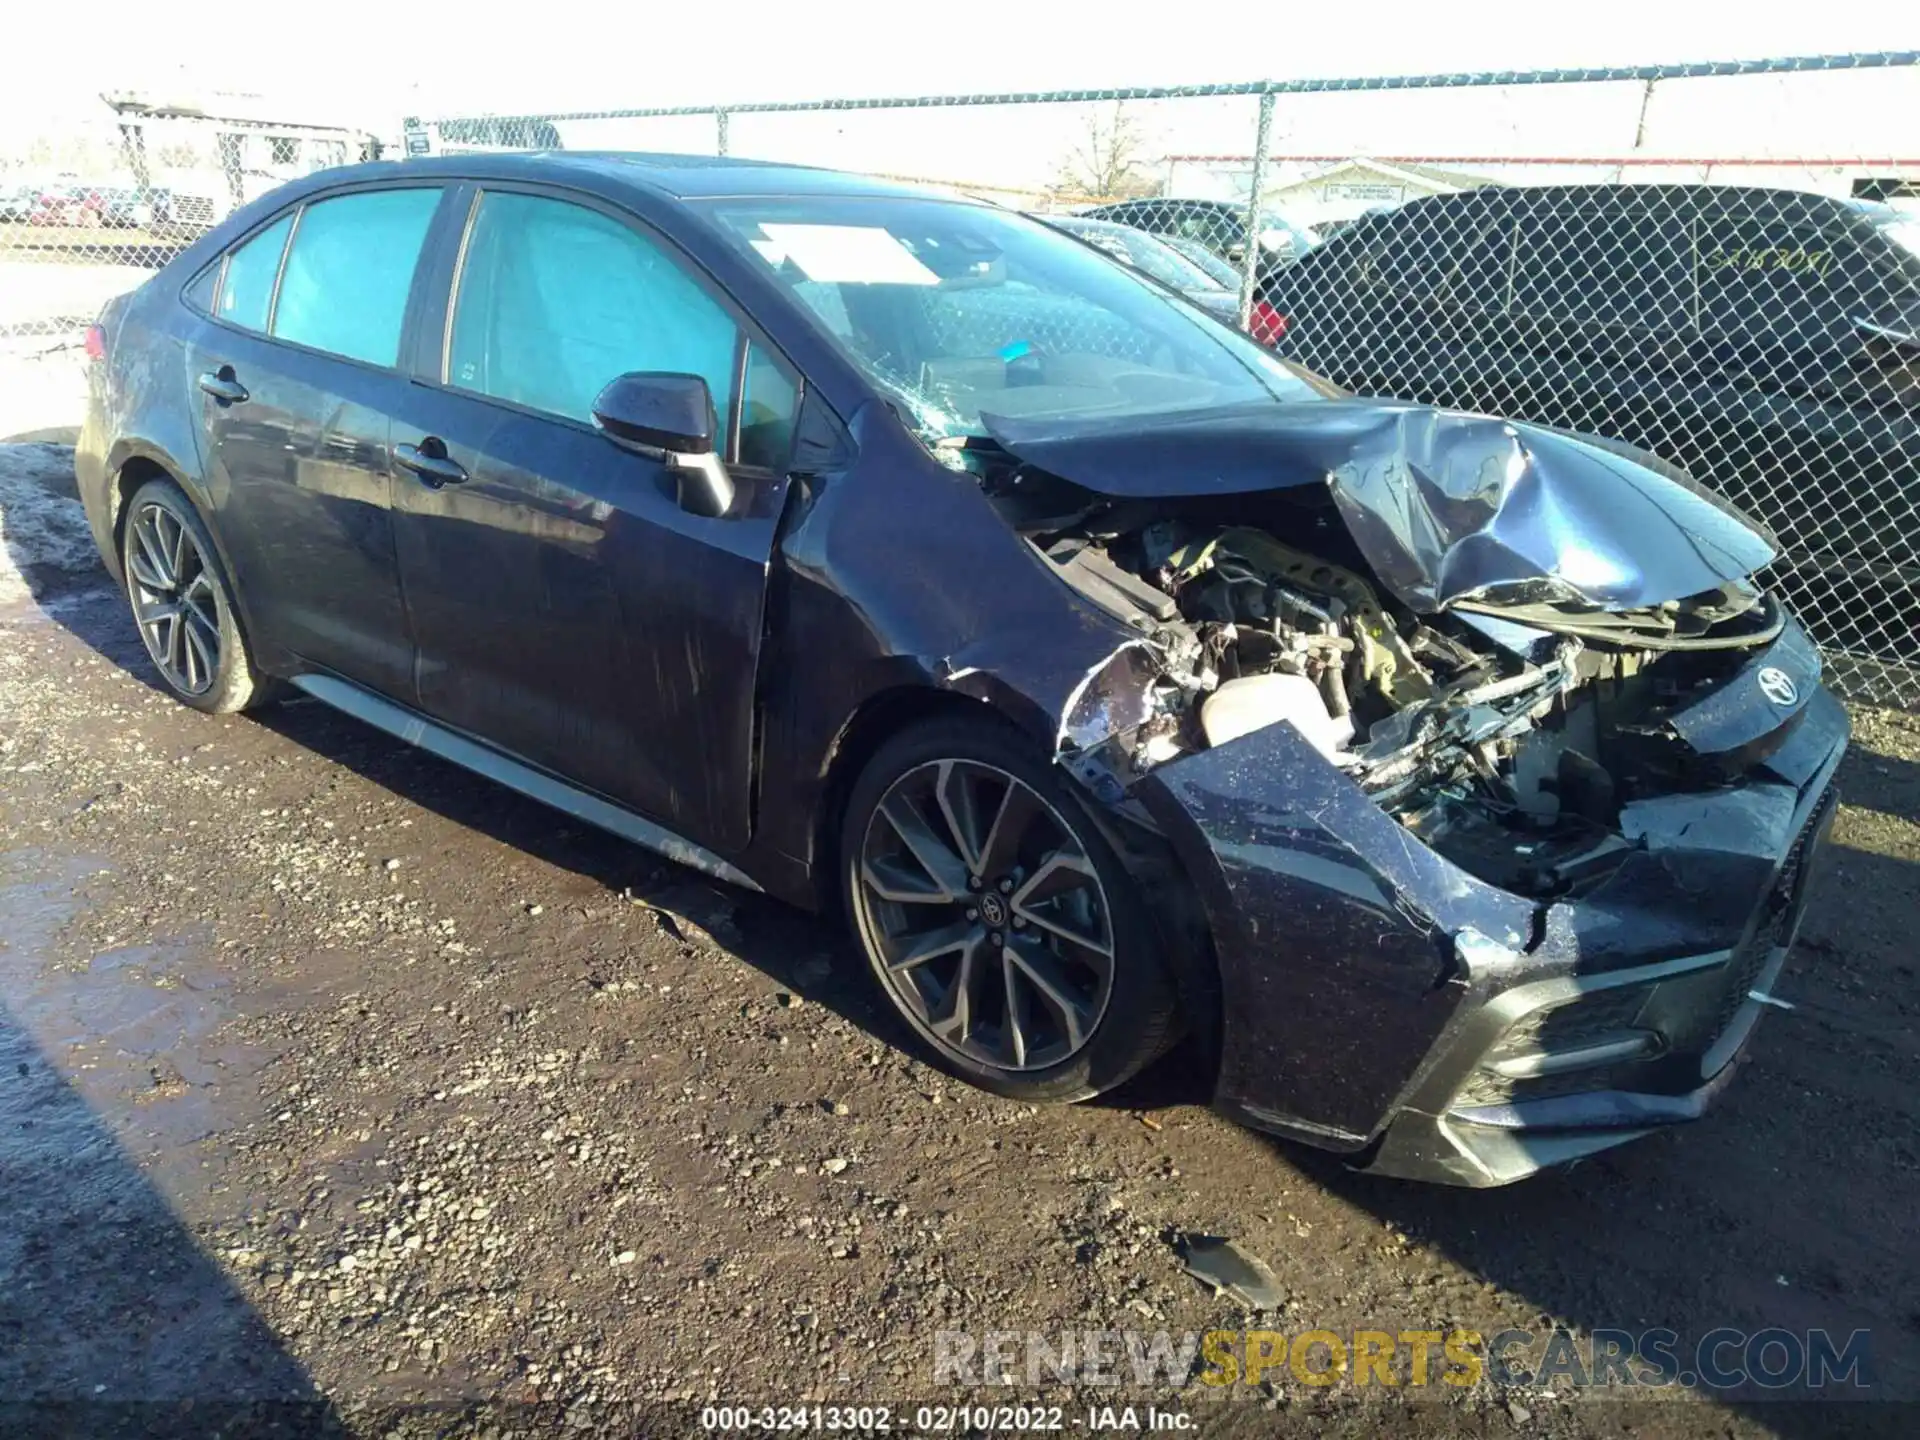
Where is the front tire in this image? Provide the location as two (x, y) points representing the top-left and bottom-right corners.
(121, 478), (271, 715)
(841, 716), (1181, 1104)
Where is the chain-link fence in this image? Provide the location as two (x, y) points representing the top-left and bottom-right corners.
(0, 98), (378, 347)
(6, 58), (1917, 703)
(410, 52), (1920, 706)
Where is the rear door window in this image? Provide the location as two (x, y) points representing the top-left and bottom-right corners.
(185, 259), (220, 314)
(1511, 195), (1693, 334)
(1699, 200), (1856, 347)
(271, 188), (442, 366)
(447, 191), (798, 466)
(1335, 198), (1496, 316)
(215, 214), (292, 332)
(1435, 206), (1516, 313)
(1362, 197), (1510, 308)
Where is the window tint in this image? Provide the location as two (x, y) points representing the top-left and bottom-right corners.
(185, 259), (220, 314)
(1359, 199), (1505, 306)
(216, 214), (291, 332)
(1699, 200), (1855, 345)
(1446, 213), (1516, 311)
(713, 196), (1317, 442)
(739, 342), (798, 470)
(449, 192), (741, 432)
(1512, 196), (1693, 333)
(271, 189), (441, 366)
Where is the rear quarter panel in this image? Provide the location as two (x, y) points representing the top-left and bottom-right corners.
(76, 256), (278, 665)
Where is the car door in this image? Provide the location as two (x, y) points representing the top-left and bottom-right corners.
(188, 185), (447, 696)
(1334, 197), (1501, 406)
(386, 185), (800, 854)
(1693, 196), (1917, 573)
(1494, 192), (1690, 444)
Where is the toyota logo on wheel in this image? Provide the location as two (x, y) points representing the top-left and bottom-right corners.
(1757, 667), (1799, 707)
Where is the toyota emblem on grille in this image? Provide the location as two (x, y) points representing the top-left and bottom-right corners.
(1757, 667), (1799, 707)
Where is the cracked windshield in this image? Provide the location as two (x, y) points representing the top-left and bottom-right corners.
(708, 196), (1319, 439)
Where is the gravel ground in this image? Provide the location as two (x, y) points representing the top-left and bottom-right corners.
(2, 443), (1916, 1438)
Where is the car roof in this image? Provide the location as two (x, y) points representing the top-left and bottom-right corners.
(1041, 213), (1134, 235)
(301, 151), (962, 203)
(1088, 198), (1234, 212)
(1387, 181), (1867, 221)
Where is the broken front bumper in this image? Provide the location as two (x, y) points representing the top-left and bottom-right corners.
(1137, 680), (1848, 1188)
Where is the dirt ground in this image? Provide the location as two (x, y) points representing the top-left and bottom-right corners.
(2, 442), (1917, 1439)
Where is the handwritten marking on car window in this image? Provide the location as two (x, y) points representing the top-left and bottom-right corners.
(1704, 246), (1834, 279)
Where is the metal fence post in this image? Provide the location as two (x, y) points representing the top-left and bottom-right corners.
(716, 110), (730, 156)
(1238, 91), (1275, 327)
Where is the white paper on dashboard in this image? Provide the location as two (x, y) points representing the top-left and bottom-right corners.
(757, 224), (940, 285)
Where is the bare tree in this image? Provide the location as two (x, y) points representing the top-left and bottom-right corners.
(1055, 103), (1160, 201)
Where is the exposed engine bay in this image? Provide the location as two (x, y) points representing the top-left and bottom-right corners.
(965, 444), (1793, 900)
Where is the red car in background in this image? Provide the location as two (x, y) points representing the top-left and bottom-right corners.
(23, 185), (106, 226)
(8, 183), (151, 228)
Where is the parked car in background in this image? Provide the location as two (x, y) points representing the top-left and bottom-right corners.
(91, 186), (151, 228)
(1034, 212), (1286, 341)
(79, 154), (1844, 1186)
(7, 180), (182, 232)
(1080, 198), (1320, 276)
(0, 182), (41, 223)
(1262, 184), (1920, 661)
(22, 184), (105, 227)
(132, 187), (179, 230)
(1158, 233), (1242, 288)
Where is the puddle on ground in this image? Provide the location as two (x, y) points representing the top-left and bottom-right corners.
(0, 848), (278, 1172)
(0, 846), (324, 1401)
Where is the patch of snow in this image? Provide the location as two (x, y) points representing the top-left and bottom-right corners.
(0, 443), (100, 608)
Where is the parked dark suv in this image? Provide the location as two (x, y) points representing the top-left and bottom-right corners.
(1261, 184), (1920, 666)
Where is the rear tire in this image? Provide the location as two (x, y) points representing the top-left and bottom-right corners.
(121, 478), (273, 715)
(841, 716), (1181, 1104)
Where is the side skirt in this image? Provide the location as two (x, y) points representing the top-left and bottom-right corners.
(290, 673), (762, 893)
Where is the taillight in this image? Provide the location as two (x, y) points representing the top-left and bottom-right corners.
(1249, 302), (1289, 345)
(84, 323), (106, 363)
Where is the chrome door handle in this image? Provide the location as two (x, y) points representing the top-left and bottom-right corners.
(197, 367), (248, 404)
(394, 440), (468, 488)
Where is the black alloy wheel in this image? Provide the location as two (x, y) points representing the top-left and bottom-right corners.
(127, 498), (223, 697)
(843, 719), (1180, 1103)
(121, 477), (273, 715)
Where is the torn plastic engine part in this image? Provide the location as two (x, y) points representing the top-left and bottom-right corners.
(1202, 672), (1354, 759)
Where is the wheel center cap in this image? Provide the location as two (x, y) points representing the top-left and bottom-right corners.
(977, 892), (1007, 928)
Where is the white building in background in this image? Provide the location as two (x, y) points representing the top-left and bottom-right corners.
(103, 92), (380, 227)
(1250, 157), (1500, 229)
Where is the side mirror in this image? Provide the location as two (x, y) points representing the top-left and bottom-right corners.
(591, 371), (734, 518)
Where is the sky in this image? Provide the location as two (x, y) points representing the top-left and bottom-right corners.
(9, 0), (1920, 192)
(20, 0), (1920, 118)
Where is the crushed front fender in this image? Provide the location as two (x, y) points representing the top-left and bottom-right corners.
(1137, 687), (1849, 1184)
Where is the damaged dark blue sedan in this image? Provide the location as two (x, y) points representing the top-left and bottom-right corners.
(76, 154), (1845, 1186)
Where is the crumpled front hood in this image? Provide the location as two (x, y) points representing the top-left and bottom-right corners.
(982, 398), (1779, 612)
